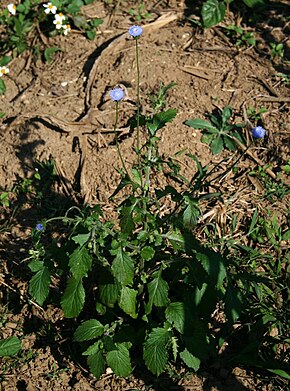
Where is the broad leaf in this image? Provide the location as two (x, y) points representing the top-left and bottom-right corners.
(0, 336), (21, 357)
(146, 273), (169, 314)
(119, 205), (135, 235)
(74, 319), (104, 342)
(29, 266), (51, 306)
(69, 246), (92, 280)
(196, 251), (227, 287)
(183, 197), (200, 228)
(119, 287), (138, 318)
(111, 247), (134, 286)
(147, 109), (177, 134)
(106, 343), (132, 377)
(99, 281), (119, 308)
(210, 136), (224, 154)
(72, 233), (90, 246)
(140, 246), (155, 261)
(165, 302), (185, 334)
(180, 348), (200, 371)
(202, 0), (226, 28)
(243, 0), (264, 7)
(61, 277), (85, 318)
(87, 350), (106, 379)
(143, 327), (171, 376)
(185, 118), (218, 133)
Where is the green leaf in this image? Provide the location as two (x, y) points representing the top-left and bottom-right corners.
(140, 246), (155, 261)
(146, 273), (169, 314)
(61, 277), (85, 318)
(119, 204), (135, 235)
(163, 229), (185, 251)
(282, 229), (290, 241)
(119, 287), (138, 318)
(44, 47), (62, 64)
(0, 337), (21, 357)
(28, 260), (45, 273)
(73, 319), (104, 342)
(223, 135), (237, 151)
(0, 79), (6, 95)
(106, 343), (132, 377)
(90, 18), (103, 27)
(165, 302), (185, 334)
(185, 118), (218, 133)
(224, 283), (242, 323)
(69, 245), (92, 279)
(266, 368), (290, 380)
(29, 266), (51, 306)
(87, 350), (106, 378)
(180, 349), (200, 371)
(147, 109), (177, 134)
(171, 336), (178, 362)
(111, 247), (134, 286)
(243, 0), (264, 7)
(210, 136), (224, 154)
(99, 282), (119, 308)
(143, 327), (171, 376)
(0, 56), (11, 66)
(202, 0), (226, 28)
(72, 233), (90, 246)
(196, 250), (227, 287)
(86, 30), (96, 40)
(183, 197), (200, 228)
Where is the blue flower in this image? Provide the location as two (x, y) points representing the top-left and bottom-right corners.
(128, 25), (143, 38)
(36, 223), (44, 231)
(252, 126), (266, 139)
(109, 87), (125, 102)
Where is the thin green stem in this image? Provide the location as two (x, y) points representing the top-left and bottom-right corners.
(135, 38), (141, 162)
(114, 101), (130, 178)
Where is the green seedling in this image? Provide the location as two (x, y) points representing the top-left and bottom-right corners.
(282, 159), (290, 174)
(149, 81), (176, 113)
(225, 24), (256, 47)
(270, 42), (284, 60)
(246, 106), (267, 122)
(185, 106), (245, 154)
(128, 2), (152, 21)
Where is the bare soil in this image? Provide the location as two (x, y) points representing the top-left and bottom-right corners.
(0, 0), (289, 390)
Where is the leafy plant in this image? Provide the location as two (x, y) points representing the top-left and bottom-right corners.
(127, 2), (152, 21)
(0, 336), (21, 357)
(246, 105), (267, 122)
(185, 106), (245, 154)
(270, 42), (284, 60)
(224, 24), (256, 47)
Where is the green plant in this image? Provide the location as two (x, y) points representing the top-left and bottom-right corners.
(246, 105), (267, 122)
(0, 336), (21, 357)
(224, 24), (256, 47)
(270, 42), (284, 60)
(282, 159), (290, 174)
(25, 24), (289, 383)
(185, 106), (245, 154)
(127, 1), (152, 21)
(201, 0), (265, 28)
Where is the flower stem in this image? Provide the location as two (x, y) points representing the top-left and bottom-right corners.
(114, 102), (130, 178)
(135, 38), (141, 164)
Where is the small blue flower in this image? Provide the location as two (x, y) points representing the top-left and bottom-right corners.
(128, 25), (143, 38)
(109, 87), (125, 102)
(252, 126), (266, 139)
(36, 223), (44, 231)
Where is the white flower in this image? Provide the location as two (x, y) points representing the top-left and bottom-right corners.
(62, 24), (71, 36)
(53, 19), (63, 29)
(0, 66), (9, 77)
(54, 13), (66, 23)
(43, 2), (57, 15)
(7, 3), (16, 15)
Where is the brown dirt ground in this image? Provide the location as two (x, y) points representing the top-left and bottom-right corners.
(0, 0), (289, 390)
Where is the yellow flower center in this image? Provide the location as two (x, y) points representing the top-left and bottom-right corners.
(13, 5), (16, 10)
(1, 69), (5, 75)
(49, 5), (53, 9)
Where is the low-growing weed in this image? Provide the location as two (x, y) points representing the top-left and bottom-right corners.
(224, 24), (256, 47)
(185, 106), (245, 154)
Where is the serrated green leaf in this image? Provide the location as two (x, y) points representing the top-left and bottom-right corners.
(87, 350), (106, 378)
(171, 336), (178, 362)
(28, 260), (44, 272)
(183, 197), (200, 228)
(72, 233), (90, 246)
(119, 287), (138, 318)
(143, 327), (171, 376)
(210, 136), (224, 154)
(111, 247), (134, 286)
(224, 283), (242, 323)
(202, 0), (226, 28)
(165, 302), (185, 333)
(185, 118), (219, 133)
(196, 251), (227, 287)
(99, 276), (119, 308)
(74, 319), (104, 342)
(141, 246), (155, 261)
(164, 229), (185, 251)
(180, 348), (200, 371)
(147, 109), (177, 134)
(119, 205), (135, 235)
(61, 277), (85, 318)
(83, 340), (102, 355)
(29, 266), (51, 306)
(106, 343), (132, 377)
(69, 246), (92, 279)
(224, 135), (238, 151)
(0, 336), (21, 357)
(146, 273), (169, 314)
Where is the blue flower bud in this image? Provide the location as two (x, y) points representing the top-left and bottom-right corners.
(36, 223), (44, 231)
(128, 25), (143, 38)
(109, 87), (125, 102)
(252, 126), (266, 138)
